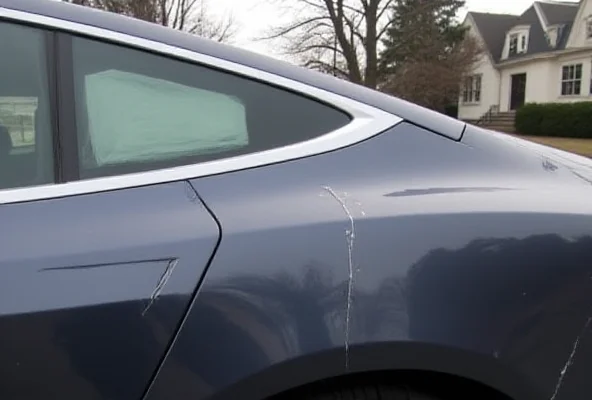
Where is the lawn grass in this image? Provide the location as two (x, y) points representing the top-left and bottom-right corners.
(516, 136), (592, 158)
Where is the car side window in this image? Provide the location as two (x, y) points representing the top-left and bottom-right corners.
(0, 22), (55, 190)
(71, 37), (351, 178)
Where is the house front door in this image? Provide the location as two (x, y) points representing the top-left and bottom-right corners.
(510, 73), (527, 110)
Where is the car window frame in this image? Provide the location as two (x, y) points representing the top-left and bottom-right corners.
(0, 7), (401, 205)
(63, 33), (352, 180)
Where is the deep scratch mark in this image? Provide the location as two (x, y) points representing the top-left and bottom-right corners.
(142, 258), (179, 316)
(40, 258), (172, 272)
(550, 316), (592, 400)
(184, 181), (200, 203)
(323, 186), (355, 370)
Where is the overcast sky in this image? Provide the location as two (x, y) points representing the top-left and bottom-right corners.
(210, 0), (579, 57)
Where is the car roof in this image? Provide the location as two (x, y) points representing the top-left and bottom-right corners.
(0, 0), (466, 140)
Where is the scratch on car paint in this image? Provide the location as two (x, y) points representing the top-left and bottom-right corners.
(142, 258), (179, 316)
(184, 180), (200, 203)
(542, 159), (559, 172)
(353, 200), (366, 216)
(40, 258), (173, 271)
(322, 186), (356, 370)
(550, 316), (592, 400)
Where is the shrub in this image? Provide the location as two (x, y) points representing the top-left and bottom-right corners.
(515, 102), (592, 138)
(444, 104), (458, 119)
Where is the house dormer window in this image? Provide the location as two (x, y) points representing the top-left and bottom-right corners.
(546, 24), (565, 48)
(507, 28), (529, 57)
(587, 16), (592, 39)
(509, 33), (519, 55)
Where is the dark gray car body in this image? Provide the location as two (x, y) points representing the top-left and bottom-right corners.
(0, 1), (592, 400)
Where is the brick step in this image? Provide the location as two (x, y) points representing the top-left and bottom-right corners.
(490, 113), (515, 117)
(480, 120), (514, 124)
(481, 122), (515, 128)
(480, 120), (511, 124)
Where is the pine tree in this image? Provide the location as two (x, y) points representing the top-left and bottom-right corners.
(377, 0), (482, 111)
(379, 0), (467, 74)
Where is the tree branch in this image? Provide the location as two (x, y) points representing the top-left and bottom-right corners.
(376, 17), (395, 40)
(304, 59), (348, 77)
(264, 15), (330, 40)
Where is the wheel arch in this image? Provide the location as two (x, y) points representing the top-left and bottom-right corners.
(208, 342), (543, 400)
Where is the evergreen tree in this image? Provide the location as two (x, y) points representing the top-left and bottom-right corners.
(379, 0), (467, 74)
(377, 0), (482, 112)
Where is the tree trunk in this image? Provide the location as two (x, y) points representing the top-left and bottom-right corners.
(363, 0), (379, 88)
(324, 0), (363, 84)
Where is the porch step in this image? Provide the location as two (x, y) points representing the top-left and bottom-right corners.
(465, 110), (517, 133)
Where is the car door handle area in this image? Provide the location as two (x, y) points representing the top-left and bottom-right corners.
(18, 257), (180, 317)
(0, 181), (220, 400)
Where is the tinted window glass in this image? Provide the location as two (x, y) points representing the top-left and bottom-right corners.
(0, 23), (54, 190)
(71, 37), (351, 178)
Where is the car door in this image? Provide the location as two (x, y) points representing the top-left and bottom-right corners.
(0, 21), (220, 399)
(0, 9), (393, 397)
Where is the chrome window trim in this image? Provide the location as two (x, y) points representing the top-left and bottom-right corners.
(0, 7), (402, 205)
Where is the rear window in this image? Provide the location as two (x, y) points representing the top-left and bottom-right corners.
(72, 36), (351, 178)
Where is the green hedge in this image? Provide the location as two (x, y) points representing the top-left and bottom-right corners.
(515, 102), (592, 138)
(443, 104), (458, 119)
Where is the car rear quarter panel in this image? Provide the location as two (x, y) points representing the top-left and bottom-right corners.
(144, 123), (592, 400)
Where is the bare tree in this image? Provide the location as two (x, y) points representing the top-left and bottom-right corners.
(62, 0), (236, 43)
(381, 35), (483, 111)
(186, 0), (236, 42)
(377, 0), (483, 112)
(263, 0), (395, 88)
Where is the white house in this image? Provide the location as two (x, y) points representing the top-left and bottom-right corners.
(458, 0), (592, 121)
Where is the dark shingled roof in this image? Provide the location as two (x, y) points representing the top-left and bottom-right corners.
(470, 12), (518, 61)
(538, 1), (579, 50)
(538, 1), (579, 25)
(556, 22), (574, 48)
(506, 5), (552, 60)
(469, 1), (581, 63)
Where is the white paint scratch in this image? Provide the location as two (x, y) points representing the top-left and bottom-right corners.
(550, 316), (592, 400)
(323, 186), (356, 370)
(142, 259), (179, 316)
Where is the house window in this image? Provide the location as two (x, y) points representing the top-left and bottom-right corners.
(561, 64), (582, 96)
(462, 75), (482, 103)
(509, 32), (527, 56)
(509, 33), (519, 56)
(587, 18), (592, 39)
